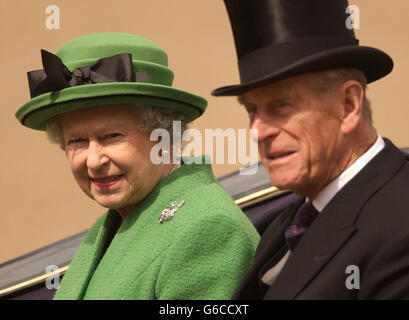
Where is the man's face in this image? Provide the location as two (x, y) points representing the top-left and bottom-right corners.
(243, 74), (345, 198)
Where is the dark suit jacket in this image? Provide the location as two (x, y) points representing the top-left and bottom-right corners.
(233, 138), (409, 299)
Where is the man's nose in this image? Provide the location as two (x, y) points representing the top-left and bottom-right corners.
(86, 141), (109, 170)
(250, 115), (280, 142)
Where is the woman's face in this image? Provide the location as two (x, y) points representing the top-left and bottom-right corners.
(60, 104), (165, 217)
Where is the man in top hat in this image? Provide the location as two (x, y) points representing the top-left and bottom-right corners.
(212, 0), (409, 299)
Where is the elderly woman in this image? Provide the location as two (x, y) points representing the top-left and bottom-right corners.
(15, 33), (259, 300)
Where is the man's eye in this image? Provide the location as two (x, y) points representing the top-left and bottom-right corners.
(275, 102), (292, 114)
(244, 107), (256, 124)
(245, 106), (256, 116)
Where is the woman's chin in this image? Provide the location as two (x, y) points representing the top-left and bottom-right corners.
(89, 189), (140, 215)
(93, 195), (124, 209)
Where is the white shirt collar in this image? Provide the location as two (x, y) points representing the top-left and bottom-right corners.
(312, 134), (385, 212)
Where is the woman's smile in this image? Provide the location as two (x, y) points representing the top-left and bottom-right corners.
(91, 174), (124, 189)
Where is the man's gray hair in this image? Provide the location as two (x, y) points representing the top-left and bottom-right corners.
(238, 68), (372, 124)
(311, 68), (372, 124)
(46, 104), (188, 150)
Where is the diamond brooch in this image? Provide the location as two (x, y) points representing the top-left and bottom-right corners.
(158, 200), (185, 224)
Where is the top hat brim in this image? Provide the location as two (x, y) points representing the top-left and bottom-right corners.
(212, 45), (393, 96)
(16, 82), (207, 131)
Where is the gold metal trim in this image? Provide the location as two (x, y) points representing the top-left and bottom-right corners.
(0, 186), (289, 297)
(235, 186), (289, 208)
(0, 265), (69, 297)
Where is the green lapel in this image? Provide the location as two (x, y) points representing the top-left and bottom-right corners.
(54, 210), (121, 299)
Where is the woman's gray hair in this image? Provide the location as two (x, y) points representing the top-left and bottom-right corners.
(46, 104), (188, 151)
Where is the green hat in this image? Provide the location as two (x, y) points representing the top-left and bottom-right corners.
(15, 33), (207, 131)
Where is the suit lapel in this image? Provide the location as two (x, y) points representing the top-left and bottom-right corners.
(264, 139), (407, 299)
(233, 196), (304, 299)
(265, 218), (356, 299)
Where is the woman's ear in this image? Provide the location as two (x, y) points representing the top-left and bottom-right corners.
(338, 80), (364, 135)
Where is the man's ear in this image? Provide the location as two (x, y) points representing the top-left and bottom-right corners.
(338, 80), (364, 135)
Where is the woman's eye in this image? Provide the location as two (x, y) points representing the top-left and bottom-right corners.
(67, 139), (87, 149)
(68, 138), (84, 144)
(104, 133), (122, 140)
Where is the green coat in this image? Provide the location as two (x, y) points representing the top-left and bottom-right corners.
(54, 159), (260, 299)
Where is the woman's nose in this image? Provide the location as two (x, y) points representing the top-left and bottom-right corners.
(86, 141), (109, 170)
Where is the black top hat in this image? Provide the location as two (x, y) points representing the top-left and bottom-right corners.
(212, 0), (393, 96)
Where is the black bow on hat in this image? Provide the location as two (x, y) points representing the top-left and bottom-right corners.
(28, 50), (150, 98)
(212, 0), (393, 96)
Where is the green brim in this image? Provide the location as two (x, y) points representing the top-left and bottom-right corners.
(16, 82), (207, 131)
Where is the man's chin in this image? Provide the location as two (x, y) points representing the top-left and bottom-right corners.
(268, 176), (301, 191)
